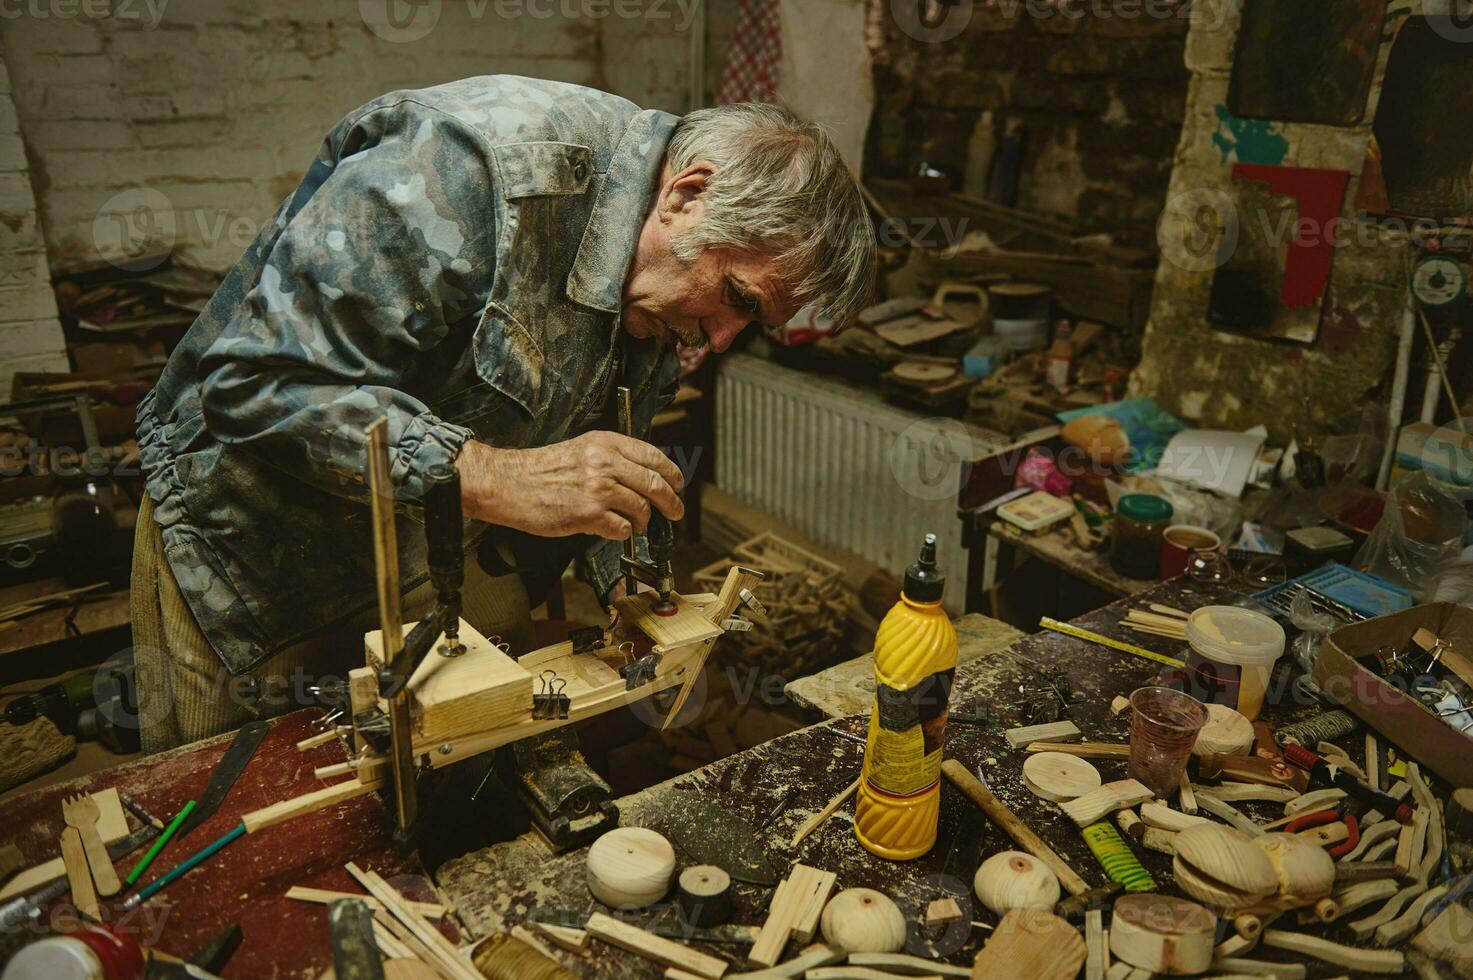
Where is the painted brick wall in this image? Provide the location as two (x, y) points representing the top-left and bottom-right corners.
(0, 0), (716, 274)
(0, 46), (67, 395)
(866, 1), (1191, 247)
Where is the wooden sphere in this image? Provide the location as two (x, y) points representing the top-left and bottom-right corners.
(1255, 832), (1334, 899)
(1192, 704), (1254, 757)
(1110, 894), (1217, 975)
(585, 827), (675, 909)
(1023, 752), (1103, 802)
(820, 887), (907, 954)
(973, 850), (1061, 915)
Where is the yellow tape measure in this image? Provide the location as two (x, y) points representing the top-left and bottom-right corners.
(1039, 617), (1185, 669)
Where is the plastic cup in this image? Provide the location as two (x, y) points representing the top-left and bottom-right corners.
(1184, 605), (1286, 719)
(1128, 686), (1208, 798)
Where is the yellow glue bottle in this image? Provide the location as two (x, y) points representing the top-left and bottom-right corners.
(854, 533), (957, 860)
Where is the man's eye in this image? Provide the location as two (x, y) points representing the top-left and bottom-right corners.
(729, 285), (759, 316)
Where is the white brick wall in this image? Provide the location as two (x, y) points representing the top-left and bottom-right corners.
(0, 48), (67, 396)
(1, 0), (717, 273)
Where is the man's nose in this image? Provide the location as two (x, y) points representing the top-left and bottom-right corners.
(705, 311), (752, 353)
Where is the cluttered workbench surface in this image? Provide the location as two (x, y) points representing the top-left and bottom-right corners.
(0, 711), (445, 978)
(439, 576), (1466, 977)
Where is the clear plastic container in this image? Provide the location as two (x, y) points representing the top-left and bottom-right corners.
(1184, 606), (1286, 720)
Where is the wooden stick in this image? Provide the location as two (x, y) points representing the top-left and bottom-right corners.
(347, 863), (479, 980)
(1193, 790), (1264, 837)
(285, 885), (444, 919)
(790, 781), (858, 849)
(1260, 930), (1404, 974)
(1177, 774), (1198, 816)
(295, 729), (339, 751)
(1148, 604), (1191, 619)
(1364, 732), (1380, 792)
(942, 759), (1090, 896)
(1025, 742), (1129, 760)
(586, 911), (728, 978)
(241, 778), (384, 833)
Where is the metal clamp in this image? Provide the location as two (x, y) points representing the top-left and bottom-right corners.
(619, 653), (661, 690)
(569, 625), (605, 653)
(533, 670), (570, 720)
(738, 587), (767, 617)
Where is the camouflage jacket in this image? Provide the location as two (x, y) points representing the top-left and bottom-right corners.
(137, 76), (682, 675)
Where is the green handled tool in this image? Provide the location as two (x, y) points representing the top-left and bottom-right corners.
(126, 800), (196, 886)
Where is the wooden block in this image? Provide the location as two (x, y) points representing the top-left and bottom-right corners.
(1140, 828), (1177, 856)
(927, 897), (964, 926)
(613, 592), (724, 649)
(969, 909), (1085, 980)
(749, 874), (803, 967)
(365, 619), (532, 743)
(1412, 903), (1473, 978)
(1364, 732), (1381, 792)
(1197, 754), (1308, 792)
(1261, 929), (1404, 974)
(791, 867), (839, 944)
(1139, 801), (1209, 833)
(849, 952), (970, 977)
(586, 827), (676, 910)
(1192, 790), (1265, 837)
(586, 911), (728, 978)
(1061, 780), (1154, 827)
(1177, 774), (1197, 815)
(1085, 909), (1105, 980)
(531, 922), (589, 954)
(1196, 782), (1297, 804)
(1110, 696), (1131, 716)
(1004, 720), (1081, 749)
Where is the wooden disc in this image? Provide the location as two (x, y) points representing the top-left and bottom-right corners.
(893, 361), (956, 383)
(676, 864), (732, 927)
(1109, 894), (1216, 975)
(973, 851), (1061, 915)
(820, 887), (906, 954)
(1022, 752), (1103, 802)
(585, 827), (676, 909)
(1192, 703), (1254, 757)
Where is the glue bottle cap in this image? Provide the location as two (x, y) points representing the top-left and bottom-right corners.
(904, 533), (945, 602)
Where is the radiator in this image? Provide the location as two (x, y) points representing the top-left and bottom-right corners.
(714, 354), (1007, 614)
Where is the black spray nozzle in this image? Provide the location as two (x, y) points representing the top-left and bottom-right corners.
(904, 532), (946, 602)
(422, 463), (463, 591)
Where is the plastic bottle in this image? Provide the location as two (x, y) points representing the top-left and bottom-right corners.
(853, 534), (957, 860)
(962, 111), (996, 198)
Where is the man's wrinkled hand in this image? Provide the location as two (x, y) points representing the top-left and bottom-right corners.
(456, 432), (684, 541)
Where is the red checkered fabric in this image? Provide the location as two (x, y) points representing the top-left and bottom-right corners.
(717, 0), (783, 104)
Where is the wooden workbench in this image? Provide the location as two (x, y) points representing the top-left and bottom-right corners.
(784, 612), (1024, 719)
(0, 710), (447, 977)
(982, 519), (1144, 598)
(436, 578), (1359, 977)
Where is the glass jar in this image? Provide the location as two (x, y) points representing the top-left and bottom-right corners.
(1110, 494), (1174, 579)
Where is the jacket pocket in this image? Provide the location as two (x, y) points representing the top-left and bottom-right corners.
(492, 142), (593, 198)
(472, 301), (544, 416)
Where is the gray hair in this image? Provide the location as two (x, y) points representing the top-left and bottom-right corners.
(665, 102), (876, 328)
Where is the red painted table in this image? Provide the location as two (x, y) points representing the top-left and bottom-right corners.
(0, 709), (447, 978)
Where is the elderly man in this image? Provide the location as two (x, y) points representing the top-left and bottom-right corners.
(131, 75), (874, 751)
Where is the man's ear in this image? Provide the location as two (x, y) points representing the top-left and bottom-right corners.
(662, 161), (717, 214)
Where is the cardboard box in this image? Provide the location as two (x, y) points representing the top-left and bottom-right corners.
(1313, 602), (1473, 788)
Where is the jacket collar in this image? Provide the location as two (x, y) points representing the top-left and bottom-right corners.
(565, 108), (679, 314)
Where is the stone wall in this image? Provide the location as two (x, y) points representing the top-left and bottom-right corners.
(865, 0), (1193, 246)
(1133, 0), (1415, 441)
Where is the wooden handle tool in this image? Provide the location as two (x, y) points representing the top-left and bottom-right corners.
(942, 758), (1090, 896)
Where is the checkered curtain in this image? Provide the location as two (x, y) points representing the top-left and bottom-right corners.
(717, 0), (783, 104)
